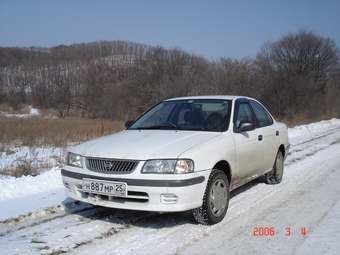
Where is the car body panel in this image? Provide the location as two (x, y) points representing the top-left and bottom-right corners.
(61, 95), (289, 215)
(232, 128), (264, 185)
(71, 129), (222, 160)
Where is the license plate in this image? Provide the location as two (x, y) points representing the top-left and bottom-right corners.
(82, 178), (127, 197)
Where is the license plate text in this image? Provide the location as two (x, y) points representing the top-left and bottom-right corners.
(82, 179), (127, 197)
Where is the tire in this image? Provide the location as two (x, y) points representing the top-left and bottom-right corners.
(192, 169), (230, 225)
(265, 150), (284, 184)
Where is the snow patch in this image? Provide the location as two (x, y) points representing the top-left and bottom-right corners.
(288, 118), (340, 137)
(0, 167), (62, 201)
(1, 106), (40, 118)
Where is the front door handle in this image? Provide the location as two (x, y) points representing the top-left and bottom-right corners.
(258, 135), (263, 141)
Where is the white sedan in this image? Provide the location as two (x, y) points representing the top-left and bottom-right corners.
(61, 95), (290, 225)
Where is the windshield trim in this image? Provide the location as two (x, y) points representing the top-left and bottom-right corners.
(128, 99), (232, 132)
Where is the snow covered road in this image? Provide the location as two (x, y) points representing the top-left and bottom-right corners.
(1, 119), (340, 254)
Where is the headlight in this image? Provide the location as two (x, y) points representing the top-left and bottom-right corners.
(142, 159), (194, 174)
(67, 152), (83, 168)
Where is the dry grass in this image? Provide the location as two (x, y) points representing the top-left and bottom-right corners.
(0, 146), (68, 177)
(278, 109), (340, 128)
(0, 112), (125, 148)
(0, 105), (125, 177)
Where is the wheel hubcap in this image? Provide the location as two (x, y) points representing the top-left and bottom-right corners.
(210, 179), (227, 217)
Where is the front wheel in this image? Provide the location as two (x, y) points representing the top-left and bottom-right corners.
(192, 169), (229, 225)
(265, 150), (284, 184)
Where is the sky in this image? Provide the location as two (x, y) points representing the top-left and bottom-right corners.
(0, 0), (339, 60)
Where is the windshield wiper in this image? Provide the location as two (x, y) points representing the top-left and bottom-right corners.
(186, 127), (223, 131)
(137, 125), (181, 130)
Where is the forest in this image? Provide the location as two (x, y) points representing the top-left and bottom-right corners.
(1, 29), (339, 125)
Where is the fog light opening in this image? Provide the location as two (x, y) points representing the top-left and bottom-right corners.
(160, 194), (178, 204)
(63, 182), (71, 191)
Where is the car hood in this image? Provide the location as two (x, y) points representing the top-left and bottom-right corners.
(70, 130), (221, 159)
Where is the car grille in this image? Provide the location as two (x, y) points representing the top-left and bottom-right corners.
(86, 158), (139, 173)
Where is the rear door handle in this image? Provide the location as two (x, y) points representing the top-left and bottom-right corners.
(258, 135), (263, 141)
(276, 131), (279, 136)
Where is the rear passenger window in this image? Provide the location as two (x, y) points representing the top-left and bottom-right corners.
(249, 101), (273, 127)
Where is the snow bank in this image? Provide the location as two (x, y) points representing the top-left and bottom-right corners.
(288, 118), (340, 137)
(0, 168), (62, 201)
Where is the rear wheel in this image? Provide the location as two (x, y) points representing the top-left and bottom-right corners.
(192, 169), (229, 225)
(265, 150), (284, 184)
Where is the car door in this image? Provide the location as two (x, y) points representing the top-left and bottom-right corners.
(232, 100), (264, 186)
(249, 100), (279, 171)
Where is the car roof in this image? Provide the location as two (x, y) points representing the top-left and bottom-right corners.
(165, 95), (251, 101)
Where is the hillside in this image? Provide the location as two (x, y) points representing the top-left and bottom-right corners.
(1, 30), (339, 124)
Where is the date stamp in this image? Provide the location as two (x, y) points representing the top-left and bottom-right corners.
(253, 227), (307, 236)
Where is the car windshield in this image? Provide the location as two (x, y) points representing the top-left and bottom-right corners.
(129, 99), (232, 131)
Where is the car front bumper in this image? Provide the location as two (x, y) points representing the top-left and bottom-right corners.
(61, 168), (207, 212)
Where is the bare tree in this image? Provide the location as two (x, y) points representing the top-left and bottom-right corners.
(254, 29), (340, 120)
(207, 57), (253, 96)
(1, 36), (338, 123)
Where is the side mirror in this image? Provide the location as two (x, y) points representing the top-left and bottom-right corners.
(125, 120), (135, 129)
(236, 121), (255, 133)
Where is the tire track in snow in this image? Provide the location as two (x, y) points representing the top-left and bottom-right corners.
(178, 129), (340, 255)
(1, 202), (184, 254)
(287, 126), (340, 165)
(68, 125), (340, 254)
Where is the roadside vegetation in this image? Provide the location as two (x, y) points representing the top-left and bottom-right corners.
(0, 104), (124, 177)
(0, 29), (339, 177)
(0, 104), (124, 148)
